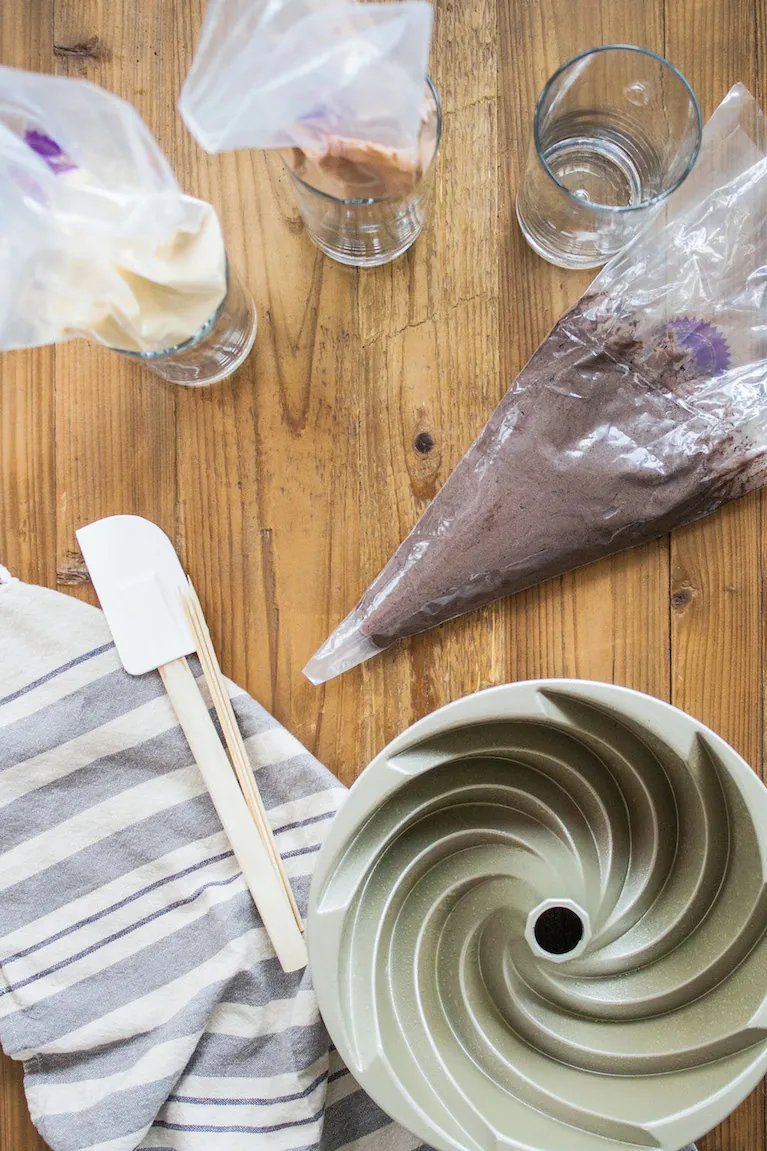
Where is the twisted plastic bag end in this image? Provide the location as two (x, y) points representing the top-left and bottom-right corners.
(303, 607), (385, 684)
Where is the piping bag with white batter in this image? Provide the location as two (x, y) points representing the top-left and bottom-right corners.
(0, 66), (226, 354)
(178, 0), (434, 200)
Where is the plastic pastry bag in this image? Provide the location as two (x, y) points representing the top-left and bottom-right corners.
(0, 66), (226, 354)
(179, 0), (433, 198)
(305, 83), (767, 683)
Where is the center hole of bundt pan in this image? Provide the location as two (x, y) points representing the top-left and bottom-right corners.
(533, 906), (584, 955)
(525, 898), (590, 962)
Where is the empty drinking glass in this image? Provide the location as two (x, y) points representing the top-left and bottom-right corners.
(116, 259), (257, 386)
(516, 45), (701, 269)
(281, 78), (442, 268)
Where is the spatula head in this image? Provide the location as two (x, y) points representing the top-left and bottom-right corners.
(76, 515), (195, 675)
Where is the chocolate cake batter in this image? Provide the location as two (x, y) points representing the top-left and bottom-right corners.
(285, 136), (423, 199)
(356, 295), (763, 648)
(283, 91), (439, 200)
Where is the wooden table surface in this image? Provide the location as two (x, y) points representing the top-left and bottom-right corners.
(1, 0), (765, 1148)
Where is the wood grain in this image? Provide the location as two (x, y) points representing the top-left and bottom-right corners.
(52, 0), (179, 603)
(0, 0), (765, 1147)
(0, 2), (56, 1146)
(499, 0), (671, 710)
(0, 3), (56, 594)
(663, 4), (764, 1147)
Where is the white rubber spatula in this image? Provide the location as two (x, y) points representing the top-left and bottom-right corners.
(76, 514), (307, 973)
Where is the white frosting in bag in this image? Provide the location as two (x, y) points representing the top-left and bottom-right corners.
(0, 68), (230, 356)
(43, 191), (228, 354)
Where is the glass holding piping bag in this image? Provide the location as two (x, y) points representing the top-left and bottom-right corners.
(114, 261), (257, 387)
(179, 0), (435, 266)
(280, 77), (441, 267)
(0, 65), (256, 385)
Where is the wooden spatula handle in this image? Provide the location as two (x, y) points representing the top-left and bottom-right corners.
(159, 657), (307, 973)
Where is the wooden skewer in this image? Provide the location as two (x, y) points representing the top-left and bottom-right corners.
(158, 657), (306, 972)
(181, 580), (304, 931)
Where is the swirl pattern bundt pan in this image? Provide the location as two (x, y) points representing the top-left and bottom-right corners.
(308, 681), (767, 1151)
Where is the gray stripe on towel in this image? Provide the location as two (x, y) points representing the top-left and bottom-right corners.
(0, 794), (224, 937)
(11, 890), (256, 1050)
(0, 726), (198, 852)
(39, 1076), (179, 1151)
(0, 668), (166, 770)
(0, 642), (115, 708)
(188, 1020), (329, 1080)
(321, 1089), (395, 1151)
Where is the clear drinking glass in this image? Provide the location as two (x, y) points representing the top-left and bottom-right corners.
(516, 45), (702, 269)
(116, 259), (257, 386)
(281, 77), (442, 268)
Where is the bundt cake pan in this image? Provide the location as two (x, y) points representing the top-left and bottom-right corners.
(308, 680), (767, 1151)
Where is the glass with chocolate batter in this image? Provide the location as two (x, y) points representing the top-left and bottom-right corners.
(281, 77), (441, 267)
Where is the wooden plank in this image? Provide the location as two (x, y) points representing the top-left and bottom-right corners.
(354, 0), (501, 760)
(0, 348), (56, 589)
(0, 3), (58, 1147)
(498, 0), (671, 703)
(0, 10), (56, 590)
(0, 1057), (49, 1151)
(354, 0), (502, 759)
(52, 0), (178, 603)
(664, 2), (765, 1149)
(155, 0), (364, 774)
(172, 148), (365, 779)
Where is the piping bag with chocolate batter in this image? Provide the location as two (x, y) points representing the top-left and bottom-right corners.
(178, 0), (433, 199)
(306, 83), (767, 683)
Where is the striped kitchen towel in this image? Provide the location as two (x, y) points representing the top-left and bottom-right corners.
(0, 567), (430, 1151)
